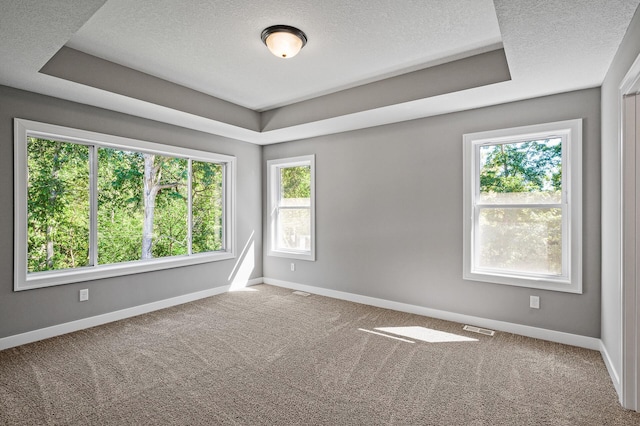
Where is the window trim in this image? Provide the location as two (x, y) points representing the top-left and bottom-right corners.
(462, 119), (582, 293)
(266, 155), (316, 261)
(14, 118), (236, 291)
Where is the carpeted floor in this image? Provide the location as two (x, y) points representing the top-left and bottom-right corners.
(1, 284), (639, 425)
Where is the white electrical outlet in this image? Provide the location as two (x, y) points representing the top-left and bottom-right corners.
(290, 263), (295, 272)
(530, 295), (540, 309)
(79, 289), (89, 302)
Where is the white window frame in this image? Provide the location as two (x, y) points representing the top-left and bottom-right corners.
(462, 119), (582, 293)
(267, 155), (316, 261)
(14, 118), (236, 291)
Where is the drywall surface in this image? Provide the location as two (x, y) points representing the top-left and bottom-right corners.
(0, 85), (262, 339)
(41, 47), (261, 132)
(263, 88), (601, 337)
(261, 49), (510, 131)
(600, 4), (640, 397)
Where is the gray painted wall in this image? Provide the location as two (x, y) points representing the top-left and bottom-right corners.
(0, 85), (263, 339)
(41, 47), (261, 132)
(263, 88), (601, 337)
(261, 49), (510, 131)
(601, 5), (640, 391)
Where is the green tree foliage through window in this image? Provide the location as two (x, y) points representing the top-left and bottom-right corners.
(27, 138), (89, 272)
(480, 139), (562, 196)
(192, 161), (224, 253)
(27, 138), (224, 273)
(97, 147), (144, 264)
(281, 165), (310, 198)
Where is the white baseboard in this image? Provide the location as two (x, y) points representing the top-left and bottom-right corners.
(1, 276), (620, 400)
(263, 277), (601, 351)
(245, 278), (263, 287)
(600, 340), (622, 398)
(0, 278), (263, 352)
(0, 276), (604, 363)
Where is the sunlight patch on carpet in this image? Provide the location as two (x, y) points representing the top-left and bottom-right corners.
(358, 328), (415, 343)
(374, 326), (478, 343)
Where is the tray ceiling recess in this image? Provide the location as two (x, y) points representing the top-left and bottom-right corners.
(1, 0), (638, 144)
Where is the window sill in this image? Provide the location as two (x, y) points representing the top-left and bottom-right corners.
(267, 249), (315, 262)
(463, 270), (582, 294)
(15, 251), (235, 291)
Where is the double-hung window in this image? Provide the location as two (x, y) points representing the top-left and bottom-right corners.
(14, 119), (235, 291)
(267, 155), (315, 261)
(463, 119), (582, 293)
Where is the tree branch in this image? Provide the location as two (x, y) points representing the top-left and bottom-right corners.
(156, 182), (182, 191)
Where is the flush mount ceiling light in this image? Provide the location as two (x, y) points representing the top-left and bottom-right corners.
(261, 25), (307, 59)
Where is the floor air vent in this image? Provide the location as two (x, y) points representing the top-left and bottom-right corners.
(463, 325), (495, 336)
(292, 291), (311, 297)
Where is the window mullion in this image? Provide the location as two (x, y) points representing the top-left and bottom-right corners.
(221, 163), (227, 251)
(187, 159), (193, 255)
(89, 145), (98, 267)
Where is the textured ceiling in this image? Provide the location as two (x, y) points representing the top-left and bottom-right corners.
(0, 0), (639, 144)
(66, 0), (502, 111)
(494, 0), (637, 91)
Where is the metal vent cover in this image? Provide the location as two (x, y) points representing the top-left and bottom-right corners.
(463, 325), (495, 336)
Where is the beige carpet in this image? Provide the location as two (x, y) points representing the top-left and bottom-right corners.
(0, 284), (638, 425)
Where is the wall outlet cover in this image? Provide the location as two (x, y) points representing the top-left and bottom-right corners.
(530, 295), (540, 309)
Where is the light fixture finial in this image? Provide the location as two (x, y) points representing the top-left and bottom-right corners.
(261, 25), (307, 59)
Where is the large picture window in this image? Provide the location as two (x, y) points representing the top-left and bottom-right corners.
(267, 155), (315, 261)
(463, 119), (582, 293)
(14, 119), (235, 290)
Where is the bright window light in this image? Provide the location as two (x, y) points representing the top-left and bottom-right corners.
(375, 326), (478, 343)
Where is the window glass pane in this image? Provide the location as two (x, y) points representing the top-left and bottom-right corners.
(276, 164), (311, 252)
(151, 155), (188, 258)
(192, 161), (224, 253)
(280, 165), (311, 206)
(477, 207), (562, 275)
(27, 137), (90, 272)
(98, 148), (143, 264)
(98, 149), (188, 264)
(479, 138), (562, 204)
(277, 208), (311, 250)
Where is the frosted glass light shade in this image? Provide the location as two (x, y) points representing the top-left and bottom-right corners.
(266, 32), (303, 58)
(261, 25), (307, 59)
